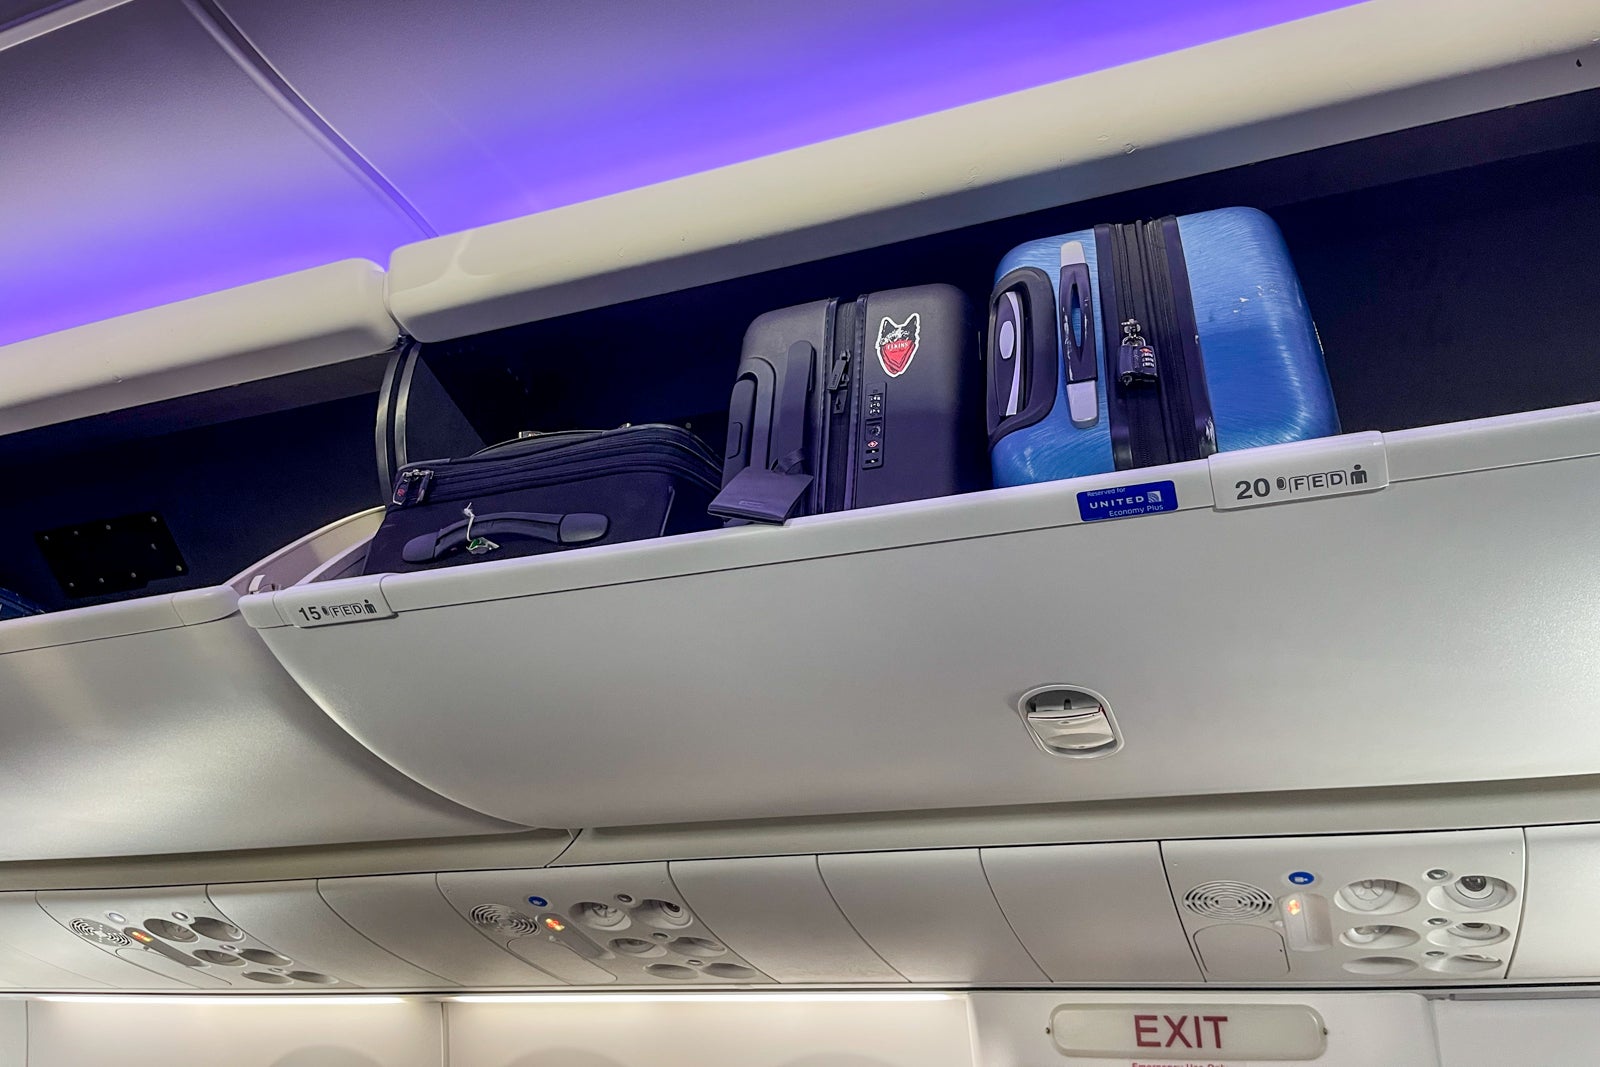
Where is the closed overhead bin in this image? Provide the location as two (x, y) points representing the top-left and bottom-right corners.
(0, 260), (397, 436)
(0, 509), (521, 861)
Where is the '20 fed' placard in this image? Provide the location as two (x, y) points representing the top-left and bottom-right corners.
(1209, 432), (1388, 511)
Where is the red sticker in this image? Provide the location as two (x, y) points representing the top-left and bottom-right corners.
(876, 313), (921, 377)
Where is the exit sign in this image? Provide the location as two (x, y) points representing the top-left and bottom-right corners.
(1050, 1003), (1327, 1061)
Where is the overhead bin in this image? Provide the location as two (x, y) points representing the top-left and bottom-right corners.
(0, 260), (397, 437)
(0, 509), (519, 862)
(383, 0), (1600, 341)
(246, 403), (1600, 829)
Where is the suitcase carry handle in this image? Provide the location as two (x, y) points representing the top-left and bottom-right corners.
(1058, 242), (1100, 429)
(400, 510), (610, 563)
(987, 266), (1059, 443)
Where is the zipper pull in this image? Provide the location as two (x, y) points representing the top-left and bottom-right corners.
(827, 351), (851, 390)
(827, 350), (852, 413)
(1116, 319), (1158, 385)
(392, 468), (434, 507)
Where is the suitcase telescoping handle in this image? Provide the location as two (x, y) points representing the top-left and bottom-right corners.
(722, 340), (813, 486)
(400, 510), (609, 563)
(713, 338), (819, 524)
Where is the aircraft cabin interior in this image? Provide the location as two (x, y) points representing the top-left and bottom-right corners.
(1, 0), (1599, 1063)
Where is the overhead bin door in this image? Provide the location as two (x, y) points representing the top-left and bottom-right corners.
(249, 407), (1600, 829)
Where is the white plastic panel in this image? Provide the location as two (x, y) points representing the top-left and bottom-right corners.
(972, 991), (1440, 1067)
(213, 0), (1357, 239)
(669, 855), (904, 983)
(0, 0), (422, 350)
(0, 1001), (19, 1067)
(0, 259), (396, 436)
(0, 938), (108, 991)
(1193, 925), (1291, 978)
(39, 883), (382, 991)
(1161, 829), (1526, 983)
(26, 997), (441, 1067)
(318, 873), (557, 988)
(1433, 999), (1600, 1067)
(819, 850), (1046, 983)
(0, 511), (513, 861)
(1508, 825), (1600, 979)
(249, 410), (1600, 829)
(0, 890), (113, 989)
(34, 889), (242, 989)
(981, 843), (1201, 982)
(437, 864), (771, 986)
(378, 0), (1600, 340)
(446, 996), (974, 1067)
(0, 892), (188, 989)
(207, 880), (447, 989)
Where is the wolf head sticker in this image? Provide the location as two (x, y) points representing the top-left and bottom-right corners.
(876, 313), (920, 377)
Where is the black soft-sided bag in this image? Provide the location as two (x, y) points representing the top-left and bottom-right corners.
(363, 425), (723, 575)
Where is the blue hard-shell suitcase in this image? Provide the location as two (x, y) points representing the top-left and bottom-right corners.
(988, 207), (1339, 486)
(0, 587), (43, 621)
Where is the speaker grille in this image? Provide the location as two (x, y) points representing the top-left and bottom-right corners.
(469, 904), (540, 935)
(1182, 880), (1275, 920)
(69, 918), (132, 947)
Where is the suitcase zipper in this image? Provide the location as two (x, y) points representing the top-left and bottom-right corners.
(826, 351), (851, 405)
(1154, 217), (1218, 456)
(819, 298), (861, 514)
(1102, 223), (1170, 469)
(407, 452), (722, 504)
(394, 428), (722, 505)
(1095, 219), (1216, 469)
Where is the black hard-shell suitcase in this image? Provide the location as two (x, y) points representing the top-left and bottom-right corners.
(710, 283), (986, 522)
(363, 424), (723, 575)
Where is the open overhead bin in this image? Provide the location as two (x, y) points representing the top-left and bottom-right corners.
(244, 403), (1600, 830)
(0, 510), (521, 862)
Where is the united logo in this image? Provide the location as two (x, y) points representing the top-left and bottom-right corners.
(876, 313), (920, 377)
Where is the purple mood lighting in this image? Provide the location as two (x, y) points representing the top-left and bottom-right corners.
(0, 0), (1360, 347)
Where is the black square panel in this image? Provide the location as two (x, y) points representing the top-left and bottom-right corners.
(34, 512), (188, 598)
